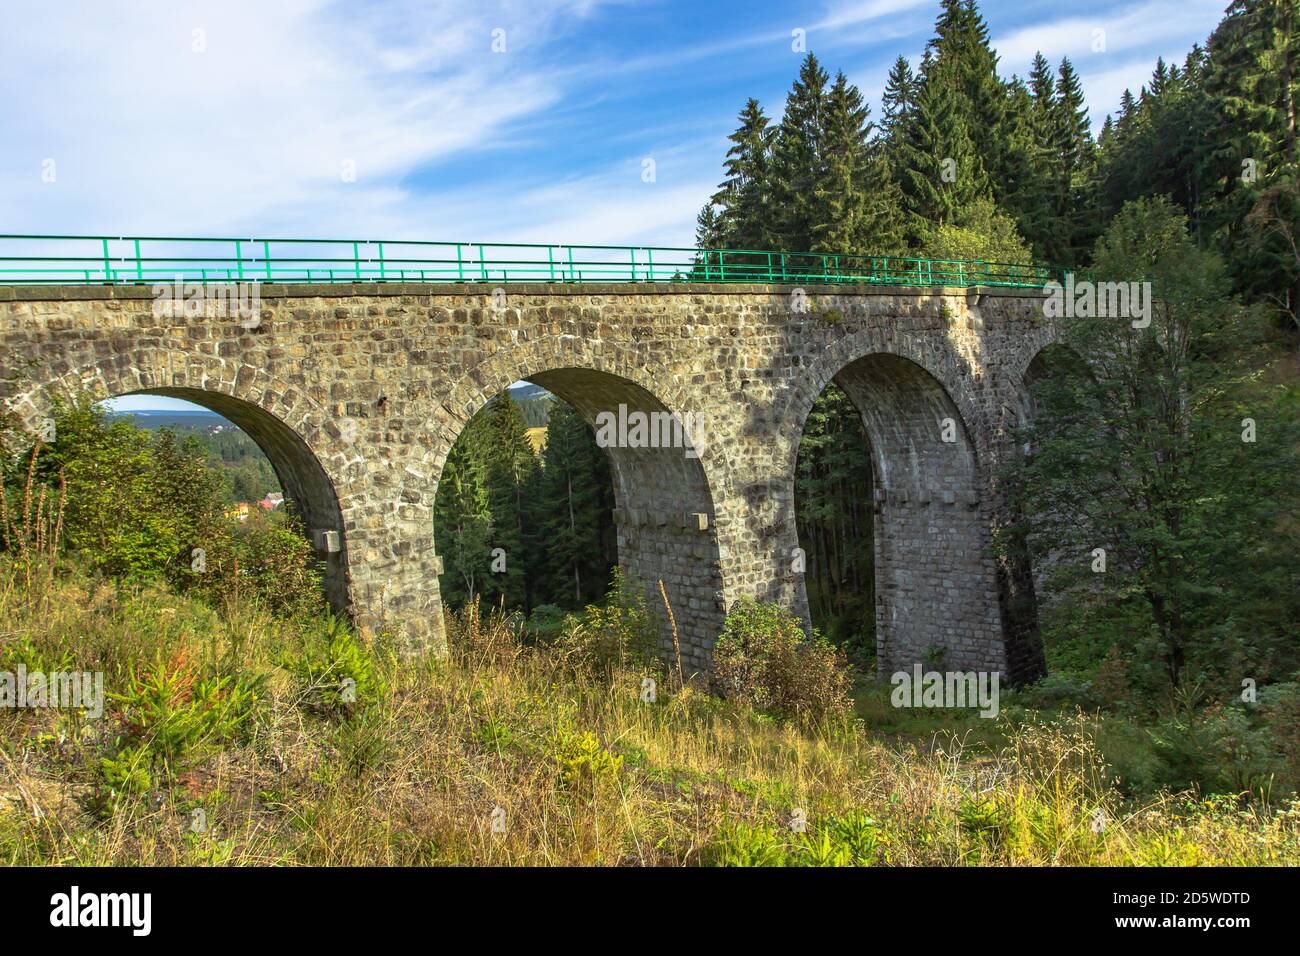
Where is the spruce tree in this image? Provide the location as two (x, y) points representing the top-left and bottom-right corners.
(712, 98), (775, 250)
(770, 53), (831, 252)
(897, 60), (989, 233)
(434, 440), (493, 606)
(809, 72), (874, 256)
(540, 402), (612, 607)
(478, 393), (539, 611)
(880, 56), (917, 145)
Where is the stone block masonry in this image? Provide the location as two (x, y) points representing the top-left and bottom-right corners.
(0, 282), (1059, 683)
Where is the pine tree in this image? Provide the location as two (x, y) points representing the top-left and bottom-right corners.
(999, 74), (1056, 257)
(880, 56), (917, 143)
(712, 98), (775, 249)
(540, 402), (611, 607)
(770, 53), (831, 252)
(1028, 52), (1055, 109)
(809, 72), (874, 255)
(434, 440), (493, 606)
(1205, 0), (1300, 331)
(477, 393), (539, 610)
(928, 0), (1009, 197)
(897, 61), (989, 233)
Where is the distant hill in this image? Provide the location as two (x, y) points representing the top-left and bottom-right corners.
(508, 381), (550, 403)
(105, 409), (224, 430)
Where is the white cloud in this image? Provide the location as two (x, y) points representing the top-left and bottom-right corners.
(0, 0), (599, 237)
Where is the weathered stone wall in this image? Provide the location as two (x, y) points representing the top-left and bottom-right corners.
(0, 282), (1058, 682)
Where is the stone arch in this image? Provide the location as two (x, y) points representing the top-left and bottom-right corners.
(1013, 337), (1086, 435)
(430, 344), (729, 675)
(783, 336), (1008, 675)
(9, 350), (353, 618)
(783, 328), (987, 476)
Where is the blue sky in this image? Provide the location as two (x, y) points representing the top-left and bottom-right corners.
(3, 0), (1227, 256)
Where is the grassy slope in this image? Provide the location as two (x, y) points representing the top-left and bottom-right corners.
(2, 568), (1297, 866)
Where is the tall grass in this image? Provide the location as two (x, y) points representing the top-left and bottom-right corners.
(1, 565), (1297, 866)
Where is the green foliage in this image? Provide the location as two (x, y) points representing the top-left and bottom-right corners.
(550, 569), (659, 676)
(1007, 197), (1300, 695)
(922, 197), (1034, 274)
(5, 398), (326, 619)
(711, 599), (853, 728)
(98, 746), (153, 801)
(434, 391), (614, 616)
(793, 383), (874, 661)
(957, 795), (1014, 847)
(550, 723), (624, 796)
(708, 813), (889, 866)
(287, 614), (383, 717)
(92, 651), (262, 813)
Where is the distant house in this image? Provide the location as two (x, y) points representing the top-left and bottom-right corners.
(260, 492), (284, 511)
(225, 502), (250, 523)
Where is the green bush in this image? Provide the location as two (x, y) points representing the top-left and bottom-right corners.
(550, 723), (623, 796)
(287, 614), (383, 717)
(93, 652), (262, 813)
(711, 599), (853, 728)
(9, 398), (326, 620)
(551, 569), (659, 676)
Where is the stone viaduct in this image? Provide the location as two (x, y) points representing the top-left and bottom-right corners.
(0, 281), (1059, 683)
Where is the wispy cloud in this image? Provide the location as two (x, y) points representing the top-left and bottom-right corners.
(0, 0), (597, 236)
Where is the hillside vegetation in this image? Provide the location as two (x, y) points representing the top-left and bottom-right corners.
(2, 566), (1298, 866)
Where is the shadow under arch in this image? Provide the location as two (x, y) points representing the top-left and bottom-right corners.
(438, 366), (726, 676)
(1016, 342), (1092, 434)
(115, 386), (351, 617)
(791, 351), (1007, 675)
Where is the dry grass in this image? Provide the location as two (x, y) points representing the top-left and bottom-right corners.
(2, 566), (1298, 866)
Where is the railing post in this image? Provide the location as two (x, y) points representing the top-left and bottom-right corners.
(377, 241), (385, 281)
(133, 239), (143, 282)
(235, 240), (244, 280)
(629, 246), (636, 282)
(263, 240), (272, 281)
(101, 238), (111, 283)
(352, 241), (361, 280)
(479, 244), (487, 282)
(456, 243), (464, 282)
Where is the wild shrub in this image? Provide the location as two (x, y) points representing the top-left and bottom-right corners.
(711, 599), (852, 727)
(708, 813), (890, 867)
(91, 650), (262, 814)
(445, 599), (524, 668)
(550, 723), (623, 797)
(286, 613), (383, 717)
(5, 398), (326, 619)
(549, 569), (659, 677)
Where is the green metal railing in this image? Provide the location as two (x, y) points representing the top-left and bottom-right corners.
(0, 234), (1056, 289)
